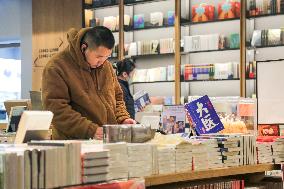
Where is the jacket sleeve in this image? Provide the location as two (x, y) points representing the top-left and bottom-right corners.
(109, 64), (130, 123)
(42, 65), (98, 139)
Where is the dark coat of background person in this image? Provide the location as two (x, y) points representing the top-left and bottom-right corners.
(118, 79), (135, 119)
(42, 28), (130, 140)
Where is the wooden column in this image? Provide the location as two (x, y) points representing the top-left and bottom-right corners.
(174, 0), (181, 104)
(240, 0), (247, 97)
(118, 0), (125, 60)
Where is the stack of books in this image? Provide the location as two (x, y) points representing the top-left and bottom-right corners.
(157, 145), (176, 174)
(271, 138), (284, 164)
(193, 135), (243, 167)
(81, 144), (109, 183)
(0, 141), (81, 189)
(127, 143), (153, 178)
(190, 139), (223, 171)
(103, 142), (128, 180)
(242, 135), (257, 165)
(256, 142), (273, 164)
(175, 143), (193, 172)
(28, 140), (82, 187)
(218, 138), (243, 167)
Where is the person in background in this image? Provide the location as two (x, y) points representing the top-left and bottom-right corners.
(42, 26), (136, 140)
(114, 58), (136, 119)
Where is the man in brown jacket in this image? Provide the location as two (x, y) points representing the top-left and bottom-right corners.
(42, 26), (135, 140)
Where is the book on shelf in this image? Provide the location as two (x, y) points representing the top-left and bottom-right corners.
(167, 11), (175, 26)
(133, 14), (145, 29)
(218, 0), (241, 20)
(251, 29), (283, 47)
(184, 33), (240, 52)
(191, 3), (215, 23)
(248, 0), (284, 16)
(150, 12), (163, 27)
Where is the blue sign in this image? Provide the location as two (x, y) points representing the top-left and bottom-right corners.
(184, 95), (224, 135)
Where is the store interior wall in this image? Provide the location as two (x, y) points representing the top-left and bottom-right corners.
(0, 0), (33, 99)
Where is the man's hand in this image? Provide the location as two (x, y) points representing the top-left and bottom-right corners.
(94, 127), (103, 140)
(122, 118), (136, 124)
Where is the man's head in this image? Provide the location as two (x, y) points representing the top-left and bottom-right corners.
(80, 26), (115, 68)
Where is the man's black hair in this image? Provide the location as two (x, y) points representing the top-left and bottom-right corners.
(114, 58), (136, 76)
(81, 26), (115, 50)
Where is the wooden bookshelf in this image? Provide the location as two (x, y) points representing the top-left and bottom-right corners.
(250, 44), (284, 49)
(181, 17), (240, 26)
(145, 164), (280, 187)
(247, 12), (284, 19)
(84, 0), (168, 10)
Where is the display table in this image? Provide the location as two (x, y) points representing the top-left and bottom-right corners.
(144, 164), (280, 187)
(0, 121), (7, 130)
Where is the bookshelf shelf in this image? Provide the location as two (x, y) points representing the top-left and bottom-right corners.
(84, 0), (168, 10)
(181, 17), (240, 26)
(132, 78), (255, 85)
(132, 81), (174, 84)
(184, 78), (240, 82)
(131, 53), (174, 59)
(130, 48), (240, 60)
(111, 25), (174, 33)
(186, 48), (240, 54)
(248, 44), (284, 49)
(247, 12), (284, 19)
(144, 164), (280, 187)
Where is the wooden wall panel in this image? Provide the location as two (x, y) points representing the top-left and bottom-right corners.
(32, 0), (82, 91)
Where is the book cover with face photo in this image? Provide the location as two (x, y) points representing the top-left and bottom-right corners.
(161, 105), (186, 134)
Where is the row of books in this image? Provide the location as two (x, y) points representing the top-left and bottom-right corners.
(131, 65), (173, 82)
(0, 141), (81, 189)
(125, 38), (175, 57)
(182, 62), (240, 81)
(0, 135), (260, 188)
(251, 28), (284, 47)
(178, 179), (244, 189)
(256, 138), (284, 164)
(247, 0), (284, 16)
(183, 33), (240, 52)
(132, 62), (240, 83)
(85, 11), (174, 30)
(191, 1), (240, 23)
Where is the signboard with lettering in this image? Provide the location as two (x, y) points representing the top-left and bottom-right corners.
(184, 95), (224, 135)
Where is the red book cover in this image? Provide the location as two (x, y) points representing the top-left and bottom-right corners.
(258, 124), (280, 136)
(218, 1), (237, 19)
(192, 4), (215, 22)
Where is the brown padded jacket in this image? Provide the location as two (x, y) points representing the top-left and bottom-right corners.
(42, 28), (130, 140)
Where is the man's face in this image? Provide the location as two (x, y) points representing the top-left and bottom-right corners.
(84, 46), (112, 68)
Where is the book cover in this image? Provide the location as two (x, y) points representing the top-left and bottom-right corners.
(258, 124), (280, 136)
(218, 0), (237, 19)
(134, 14), (145, 29)
(134, 91), (151, 112)
(161, 105), (186, 134)
(167, 11), (175, 26)
(7, 106), (27, 132)
(192, 4), (215, 22)
(184, 95), (224, 135)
